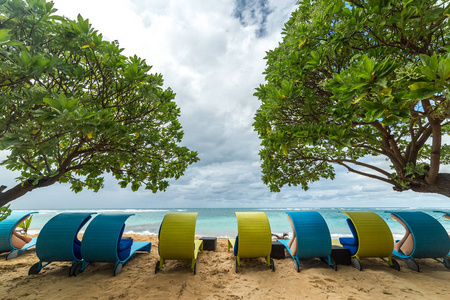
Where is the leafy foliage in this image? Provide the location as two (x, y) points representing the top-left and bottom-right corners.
(16, 215), (32, 234)
(254, 0), (450, 195)
(0, 205), (11, 222)
(0, 0), (198, 205)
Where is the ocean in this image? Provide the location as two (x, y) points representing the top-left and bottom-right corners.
(22, 207), (450, 240)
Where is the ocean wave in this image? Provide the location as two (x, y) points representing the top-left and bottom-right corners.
(124, 230), (158, 236)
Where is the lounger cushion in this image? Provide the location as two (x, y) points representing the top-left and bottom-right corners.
(339, 218), (359, 255)
(347, 219), (358, 242)
(234, 236), (238, 256)
(344, 244), (358, 256)
(118, 238), (133, 261)
(339, 237), (357, 246)
(339, 219), (359, 246)
(73, 238), (82, 260)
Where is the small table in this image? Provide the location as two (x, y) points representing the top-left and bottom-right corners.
(331, 245), (351, 265)
(271, 241), (286, 259)
(200, 237), (217, 251)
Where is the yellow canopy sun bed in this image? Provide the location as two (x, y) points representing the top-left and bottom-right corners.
(155, 212), (203, 275)
(339, 211), (400, 271)
(227, 212), (274, 272)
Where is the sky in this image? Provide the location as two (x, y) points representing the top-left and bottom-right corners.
(3, 0), (450, 209)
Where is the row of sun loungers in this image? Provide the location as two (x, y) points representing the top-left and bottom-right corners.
(1, 210), (449, 276)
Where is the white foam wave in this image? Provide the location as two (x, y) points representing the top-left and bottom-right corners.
(124, 230), (158, 236)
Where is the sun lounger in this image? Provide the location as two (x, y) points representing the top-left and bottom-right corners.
(389, 211), (450, 271)
(155, 212), (203, 274)
(81, 213), (151, 276)
(434, 211), (450, 221)
(278, 211), (336, 272)
(28, 212), (94, 276)
(227, 212), (274, 273)
(0, 211), (37, 260)
(435, 210), (450, 255)
(339, 211), (400, 271)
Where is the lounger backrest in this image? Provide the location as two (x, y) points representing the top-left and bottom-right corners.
(391, 211), (450, 258)
(287, 211), (331, 259)
(235, 212), (271, 258)
(286, 214), (296, 256)
(390, 214), (413, 255)
(36, 213), (93, 262)
(158, 213), (198, 260)
(81, 213), (134, 263)
(0, 211), (36, 251)
(339, 211), (394, 258)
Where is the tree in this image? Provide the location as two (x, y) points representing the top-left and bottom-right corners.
(0, 204), (11, 222)
(0, 0), (199, 206)
(254, 0), (450, 197)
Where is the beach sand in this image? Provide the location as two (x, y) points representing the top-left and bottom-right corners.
(0, 235), (449, 299)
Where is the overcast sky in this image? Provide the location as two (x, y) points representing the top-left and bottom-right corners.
(3, 0), (450, 209)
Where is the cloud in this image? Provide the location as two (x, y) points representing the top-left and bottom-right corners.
(233, 0), (273, 38)
(3, 0), (450, 209)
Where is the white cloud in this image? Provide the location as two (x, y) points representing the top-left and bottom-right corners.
(3, 0), (450, 209)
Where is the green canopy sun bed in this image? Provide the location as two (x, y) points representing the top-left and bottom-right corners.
(339, 211), (400, 271)
(227, 212), (274, 273)
(155, 212), (203, 275)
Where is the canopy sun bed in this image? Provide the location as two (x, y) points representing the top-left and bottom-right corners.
(339, 211), (400, 271)
(81, 213), (152, 276)
(29, 212), (94, 276)
(155, 212), (203, 275)
(389, 211), (450, 271)
(278, 211), (336, 272)
(0, 211), (37, 260)
(227, 212), (274, 273)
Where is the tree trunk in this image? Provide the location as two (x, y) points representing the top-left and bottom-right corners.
(0, 175), (63, 207)
(409, 173), (450, 198)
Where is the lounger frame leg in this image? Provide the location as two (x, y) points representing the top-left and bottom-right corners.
(352, 256), (362, 271)
(434, 257), (450, 269)
(388, 256), (401, 271)
(444, 257), (450, 269)
(320, 256), (337, 271)
(113, 262), (123, 276)
(29, 261), (46, 275)
(293, 258), (300, 272)
(6, 250), (19, 260)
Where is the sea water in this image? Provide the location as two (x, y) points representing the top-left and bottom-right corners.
(22, 207), (450, 240)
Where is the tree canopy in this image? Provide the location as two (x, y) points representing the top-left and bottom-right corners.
(0, 0), (199, 206)
(254, 0), (450, 197)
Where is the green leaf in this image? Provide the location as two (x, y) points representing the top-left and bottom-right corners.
(408, 82), (434, 91)
(0, 29), (10, 44)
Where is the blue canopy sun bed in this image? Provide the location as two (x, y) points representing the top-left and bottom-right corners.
(389, 211), (450, 271)
(278, 211), (336, 272)
(81, 213), (151, 276)
(0, 211), (37, 260)
(29, 212), (95, 276)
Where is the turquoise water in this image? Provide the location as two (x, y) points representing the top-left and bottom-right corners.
(22, 207), (450, 239)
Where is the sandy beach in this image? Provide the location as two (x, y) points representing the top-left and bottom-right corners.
(0, 235), (449, 299)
